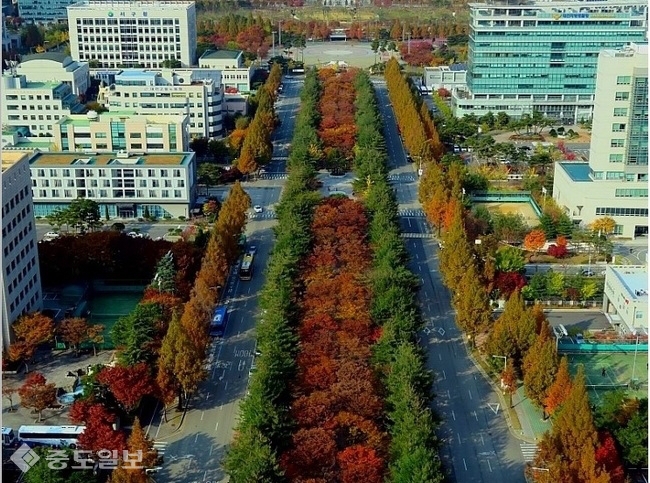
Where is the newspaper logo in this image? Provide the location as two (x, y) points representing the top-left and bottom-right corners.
(11, 443), (40, 473)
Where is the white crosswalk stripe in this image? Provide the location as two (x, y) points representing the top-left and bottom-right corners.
(249, 211), (277, 220)
(520, 443), (539, 462)
(153, 441), (168, 456)
(259, 173), (288, 180)
(398, 209), (426, 217)
(388, 174), (417, 182)
(401, 232), (435, 239)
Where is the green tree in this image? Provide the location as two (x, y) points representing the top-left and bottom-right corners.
(494, 246), (525, 273)
(161, 58), (182, 68)
(581, 281), (599, 301)
(151, 251), (176, 294)
(224, 429), (284, 482)
(492, 213), (528, 244)
(64, 197), (102, 233)
(112, 302), (162, 365)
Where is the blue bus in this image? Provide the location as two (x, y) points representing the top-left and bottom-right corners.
(210, 306), (228, 337)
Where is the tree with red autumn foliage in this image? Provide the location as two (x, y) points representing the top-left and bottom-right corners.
(337, 445), (384, 483)
(70, 402), (126, 454)
(400, 40), (434, 66)
(96, 363), (155, 413)
(595, 431), (626, 483)
(9, 313), (55, 372)
(235, 25), (269, 58)
(493, 271), (527, 298)
(18, 372), (57, 422)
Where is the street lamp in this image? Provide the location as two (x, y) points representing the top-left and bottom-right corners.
(492, 355), (507, 371)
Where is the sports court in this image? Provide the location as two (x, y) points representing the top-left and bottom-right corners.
(475, 201), (540, 227)
(567, 352), (649, 402)
(86, 290), (143, 349)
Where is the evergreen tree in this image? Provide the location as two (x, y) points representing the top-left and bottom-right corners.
(453, 262), (491, 347)
(544, 356), (572, 417)
(439, 206), (472, 292)
(522, 330), (558, 414)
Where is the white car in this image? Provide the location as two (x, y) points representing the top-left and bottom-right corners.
(42, 231), (60, 241)
(253, 205), (263, 213)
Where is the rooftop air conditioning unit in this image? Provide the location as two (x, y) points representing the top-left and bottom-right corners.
(116, 150), (130, 158)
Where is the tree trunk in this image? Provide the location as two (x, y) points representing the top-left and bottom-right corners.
(92, 344), (97, 357)
(37, 409), (43, 422)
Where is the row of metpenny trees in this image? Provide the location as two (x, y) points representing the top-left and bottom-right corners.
(224, 68), (445, 481)
(385, 60), (635, 482)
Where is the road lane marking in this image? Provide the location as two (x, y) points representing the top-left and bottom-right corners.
(468, 390), (472, 400)
(451, 410), (456, 421)
(438, 354), (442, 361)
(473, 411), (478, 421)
(204, 470), (208, 481)
(215, 422), (219, 431)
(463, 458), (468, 470)
(442, 370), (446, 380)
(201, 411), (204, 421)
(481, 434), (485, 445)
(487, 460), (492, 472)
(224, 381), (228, 391)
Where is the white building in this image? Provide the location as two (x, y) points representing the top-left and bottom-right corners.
(1, 72), (86, 136)
(199, 50), (253, 115)
(553, 43), (648, 238)
(67, 0), (197, 69)
(28, 150), (197, 219)
(16, 52), (90, 97)
(102, 68), (223, 139)
(603, 266), (648, 335)
(17, 0), (76, 23)
(2, 28), (21, 51)
(423, 64), (467, 92)
(1, 151), (43, 350)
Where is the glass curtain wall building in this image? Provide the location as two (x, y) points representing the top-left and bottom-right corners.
(453, 0), (648, 122)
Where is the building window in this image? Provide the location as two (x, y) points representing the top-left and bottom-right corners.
(612, 124), (626, 133)
(596, 207), (648, 217)
(616, 76), (631, 85)
(613, 108), (628, 117)
(615, 92), (630, 101)
(615, 189), (648, 198)
(610, 139), (625, 148)
(609, 154), (623, 163)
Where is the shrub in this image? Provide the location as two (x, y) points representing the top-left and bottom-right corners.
(547, 244), (568, 259)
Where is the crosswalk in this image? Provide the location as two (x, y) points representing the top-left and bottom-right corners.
(401, 232), (435, 239)
(520, 442), (539, 462)
(388, 174), (417, 182)
(398, 208), (426, 217)
(249, 211), (277, 220)
(258, 173), (289, 180)
(153, 441), (168, 458)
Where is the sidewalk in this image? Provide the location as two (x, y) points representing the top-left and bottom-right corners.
(511, 386), (552, 442)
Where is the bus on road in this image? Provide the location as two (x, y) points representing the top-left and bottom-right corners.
(239, 250), (255, 281)
(210, 306), (228, 337)
(17, 425), (85, 448)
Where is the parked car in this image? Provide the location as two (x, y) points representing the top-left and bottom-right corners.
(581, 269), (595, 277)
(253, 205), (263, 213)
(42, 231), (60, 242)
(575, 334), (585, 344)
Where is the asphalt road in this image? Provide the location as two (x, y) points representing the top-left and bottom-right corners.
(145, 76), (302, 483)
(374, 79), (527, 483)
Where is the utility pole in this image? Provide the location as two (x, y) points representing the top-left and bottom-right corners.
(279, 21), (282, 49)
(407, 32), (411, 55)
(272, 31), (276, 57)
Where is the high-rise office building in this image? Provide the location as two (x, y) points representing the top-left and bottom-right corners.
(553, 43), (648, 239)
(453, 0), (648, 123)
(17, 0), (76, 23)
(67, 0), (197, 69)
(1, 151), (43, 350)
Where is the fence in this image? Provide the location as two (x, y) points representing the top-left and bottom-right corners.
(558, 342), (649, 353)
(470, 191), (543, 217)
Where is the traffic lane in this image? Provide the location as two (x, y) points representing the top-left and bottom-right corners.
(409, 238), (526, 483)
(162, 223), (275, 483)
(375, 84), (408, 167)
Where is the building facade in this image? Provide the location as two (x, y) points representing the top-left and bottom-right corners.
(53, 111), (189, 152)
(423, 64), (467, 92)
(101, 68), (223, 139)
(28, 151), (197, 219)
(1, 151), (43, 350)
(603, 266), (648, 335)
(17, 0), (76, 23)
(1, 73), (86, 136)
(553, 43), (648, 238)
(16, 52), (90, 96)
(453, 0), (648, 122)
(67, 0), (197, 69)
(199, 50), (252, 115)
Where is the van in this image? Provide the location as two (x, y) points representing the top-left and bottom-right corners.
(2, 427), (16, 447)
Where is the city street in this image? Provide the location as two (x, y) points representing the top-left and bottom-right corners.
(142, 76), (302, 483)
(374, 79), (527, 482)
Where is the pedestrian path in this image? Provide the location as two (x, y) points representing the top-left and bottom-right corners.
(520, 442), (539, 462)
(249, 211), (277, 220)
(397, 208), (426, 217)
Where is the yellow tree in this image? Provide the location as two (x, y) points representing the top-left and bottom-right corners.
(108, 417), (158, 483)
(522, 330), (558, 415)
(157, 313), (181, 413)
(453, 262), (491, 347)
(237, 143), (259, 175)
(589, 217), (616, 235)
(10, 313), (55, 371)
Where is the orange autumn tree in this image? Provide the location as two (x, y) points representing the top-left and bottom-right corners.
(524, 229), (547, 260)
(544, 356), (572, 417)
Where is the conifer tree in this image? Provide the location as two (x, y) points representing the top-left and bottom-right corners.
(453, 263), (491, 347)
(544, 356), (572, 417)
(439, 206), (472, 292)
(522, 330), (558, 414)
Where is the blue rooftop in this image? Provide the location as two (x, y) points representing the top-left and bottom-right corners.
(115, 70), (157, 79)
(450, 63), (467, 71)
(560, 162), (592, 182)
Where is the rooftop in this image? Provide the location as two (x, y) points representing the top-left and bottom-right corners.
(58, 112), (186, 126)
(611, 266), (649, 302)
(1, 151), (32, 172)
(21, 52), (70, 64)
(200, 50), (241, 60)
(29, 151), (193, 167)
(559, 162), (592, 182)
(68, 0), (195, 9)
(115, 70), (158, 79)
(601, 42), (649, 58)
(469, 0), (645, 7)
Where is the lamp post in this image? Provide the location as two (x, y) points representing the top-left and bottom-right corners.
(492, 355), (507, 371)
(541, 186), (547, 210)
(272, 31), (277, 58)
(530, 466), (550, 482)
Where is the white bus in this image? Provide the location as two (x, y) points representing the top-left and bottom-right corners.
(18, 425), (85, 448)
